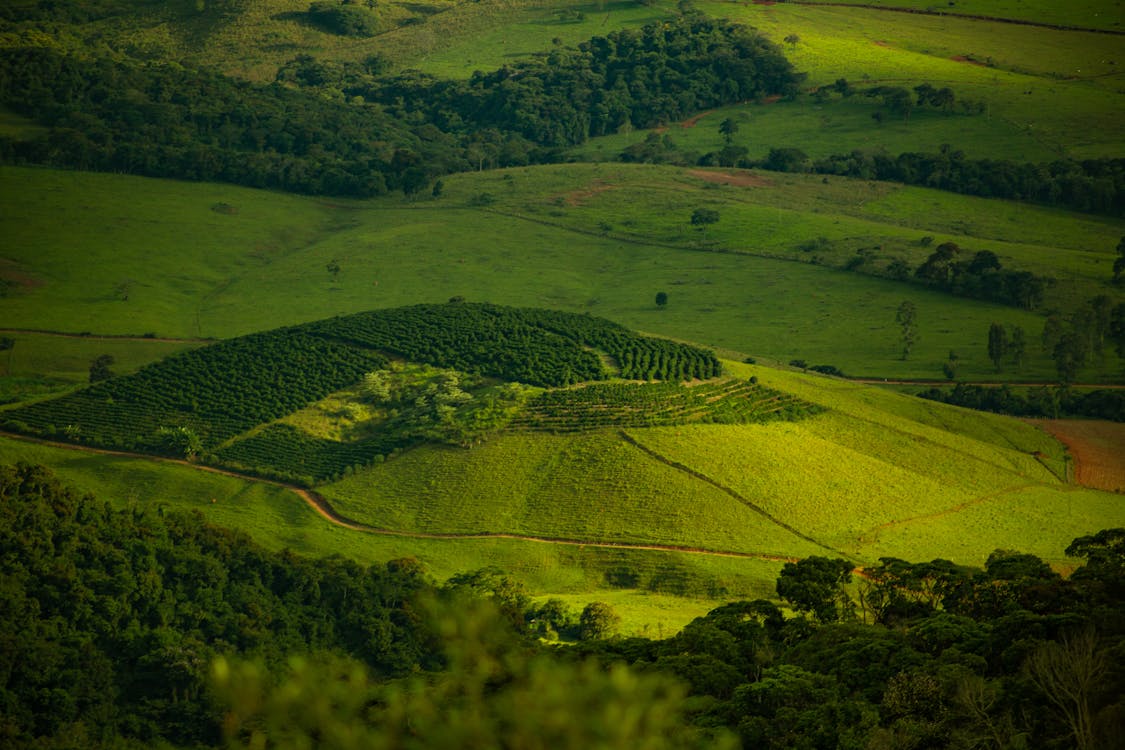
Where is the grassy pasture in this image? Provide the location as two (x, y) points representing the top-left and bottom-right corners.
(3, 166), (1123, 389)
(570, 1), (1125, 160)
(0, 332), (200, 405)
(776, 0), (1125, 31)
(320, 430), (830, 558)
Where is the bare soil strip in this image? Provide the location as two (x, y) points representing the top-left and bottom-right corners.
(1029, 419), (1125, 493)
(0, 430), (800, 564)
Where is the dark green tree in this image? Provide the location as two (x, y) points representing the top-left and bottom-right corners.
(987, 323), (1008, 371)
(1009, 325), (1026, 370)
(579, 601), (621, 640)
(1110, 302), (1125, 363)
(775, 556), (855, 623)
(655, 291), (669, 308)
(895, 301), (917, 360)
(88, 353), (115, 383)
(719, 117), (739, 144)
(690, 208), (720, 240)
(0, 336), (13, 375)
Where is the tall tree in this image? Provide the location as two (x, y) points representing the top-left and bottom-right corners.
(1009, 325), (1026, 370)
(718, 117), (739, 144)
(895, 301), (918, 360)
(987, 323), (1008, 371)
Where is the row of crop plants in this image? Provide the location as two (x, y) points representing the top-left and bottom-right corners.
(213, 424), (419, 487)
(509, 379), (824, 432)
(1, 331), (386, 452)
(306, 303), (720, 387)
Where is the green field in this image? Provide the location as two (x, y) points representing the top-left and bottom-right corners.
(3, 166), (1122, 388)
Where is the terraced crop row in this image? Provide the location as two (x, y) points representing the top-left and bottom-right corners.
(2, 331), (387, 451)
(215, 424), (418, 486)
(509, 379), (823, 432)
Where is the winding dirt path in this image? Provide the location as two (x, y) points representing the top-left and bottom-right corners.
(0, 430), (800, 564)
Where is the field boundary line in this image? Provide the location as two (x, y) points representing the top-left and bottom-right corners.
(856, 482), (1044, 544)
(0, 328), (212, 344)
(616, 429), (858, 561)
(0, 430), (799, 564)
(783, 1), (1125, 36)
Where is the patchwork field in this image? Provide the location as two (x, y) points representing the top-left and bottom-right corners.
(3, 166), (1122, 392)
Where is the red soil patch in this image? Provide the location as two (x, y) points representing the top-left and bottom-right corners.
(761, 94), (782, 105)
(686, 169), (773, 188)
(951, 55), (988, 67)
(555, 180), (617, 207)
(1030, 419), (1125, 493)
(0, 258), (43, 291)
(873, 40), (890, 47)
(680, 110), (714, 129)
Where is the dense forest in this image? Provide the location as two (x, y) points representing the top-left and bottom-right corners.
(3, 463), (1123, 749)
(0, 14), (801, 196)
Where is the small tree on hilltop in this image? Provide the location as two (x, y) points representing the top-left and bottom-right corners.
(655, 291), (668, 308)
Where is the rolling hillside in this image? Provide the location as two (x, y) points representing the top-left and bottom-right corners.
(2, 306), (1121, 630)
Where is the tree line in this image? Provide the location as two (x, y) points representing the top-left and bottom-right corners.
(0, 47), (453, 197)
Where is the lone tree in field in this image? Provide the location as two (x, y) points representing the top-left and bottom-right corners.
(784, 33), (800, 48)
(326, 259), (341, 282)
(895, 301), (917, 360)
(691, 207), (720, 240)
(719, 117), (739, 144)
(579, 602), (620, 641)
(987, 323), (1009, 371)
(655, 291), (668, 308)
(89, 354), (115, 383)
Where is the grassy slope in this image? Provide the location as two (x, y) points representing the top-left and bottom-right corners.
(318, 358), (1122, 572)
(5, 354), (1120, 629)
(0, 432), (778, 634)
(3, 166), (1122, 388)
